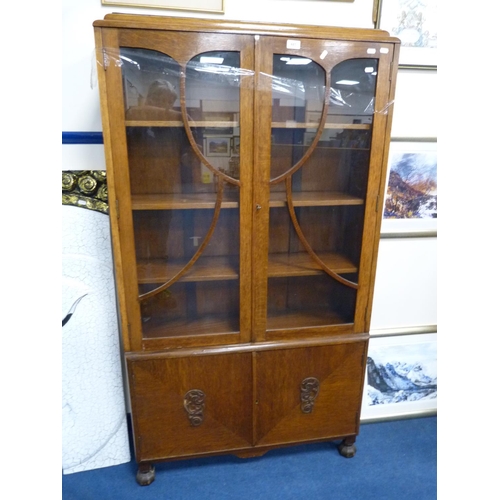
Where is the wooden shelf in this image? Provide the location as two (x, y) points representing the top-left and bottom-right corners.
(125, 121), (368, 130)
(142, 314), (240, 339)
(272, 143), (369, 151)
(132, 192), (239, 210)
(126, 120), (238, 128)
(138, 256), (239, 284)
(268, 252), (357, 277)
(269, 191), (364, 207)
(272, 122), (371, 130)
(266, 309), (350, 330)
(137, 252), (356, 284)
(132, 191), (363, 210)
(142, 310), (350, 338)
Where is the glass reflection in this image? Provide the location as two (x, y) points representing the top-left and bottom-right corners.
(119, 47), (243, 338)
(266, 56), (379, 330)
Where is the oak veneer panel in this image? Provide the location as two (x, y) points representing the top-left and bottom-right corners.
(254, 342), (366, 446)
(128, 352), (253, 461)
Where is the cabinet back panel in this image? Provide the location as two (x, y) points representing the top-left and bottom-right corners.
(139, 281), (240, 339)
(267, 275), (356, 327)
(126, 126), (188, 195)
(133, 208), (239, 261)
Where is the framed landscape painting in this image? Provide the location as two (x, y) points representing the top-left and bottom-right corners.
(361, 333), (437, 422)
(381, 139), (437, 237)
(204, 136), (231, 157)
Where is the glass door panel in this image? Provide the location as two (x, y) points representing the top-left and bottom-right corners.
(267, 52), (378, 331)
(186, 51), (242, 185)
(270, 55), (324, 187)
(120, 47), (242, 340)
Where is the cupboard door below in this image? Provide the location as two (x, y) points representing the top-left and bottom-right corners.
(128, 352), (253, 462)
(255, 342), (367, 446)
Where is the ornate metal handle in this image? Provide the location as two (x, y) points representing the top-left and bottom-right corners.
(300, 377), (320, 414)
(184, 389), (205, 426)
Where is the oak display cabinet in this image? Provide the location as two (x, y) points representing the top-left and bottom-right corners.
(93, 14), (399, 486)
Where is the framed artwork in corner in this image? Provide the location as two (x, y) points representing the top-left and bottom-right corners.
(374, 0), (437, 68)
(101, 0), (224, 14)
(232, 136), (240, 155)
(381, 139), (437, 238)
(204, 136), (232, 157)
(361, 332), (437, 422)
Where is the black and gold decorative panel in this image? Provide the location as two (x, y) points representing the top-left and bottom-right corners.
(62, 170), (109, 214)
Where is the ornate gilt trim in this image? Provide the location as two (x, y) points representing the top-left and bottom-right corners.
(62, 170), (109, 215)
(300, 377), (320, 414)
(183, 389), (205, 427)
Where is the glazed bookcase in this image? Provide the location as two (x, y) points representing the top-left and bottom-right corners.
(93, 13), (399, 486)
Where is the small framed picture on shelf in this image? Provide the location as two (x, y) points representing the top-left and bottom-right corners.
(204, 136), (232, 157)
(305, 111), (322, 125)
(361, 332), (437, 422)
(381, 139), (437, 237)
(374, 0), (437, 68)
(232, 136), (240, 155)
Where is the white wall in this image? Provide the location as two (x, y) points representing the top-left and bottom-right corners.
(391, 69), (438, 139)
(371, 237), (437, 329)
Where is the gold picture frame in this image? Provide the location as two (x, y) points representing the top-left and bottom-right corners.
(204, 136), (231, 157)
(101, 0), (224, 14)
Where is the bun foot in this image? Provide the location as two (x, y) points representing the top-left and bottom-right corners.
(338, 437), (357, 458)
(136, 463), (155, 486)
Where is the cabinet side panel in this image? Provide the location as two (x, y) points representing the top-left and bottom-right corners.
(364, 43), (401, 331)
(94, 27), (133, 351)
(353, 43), (397, 333)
